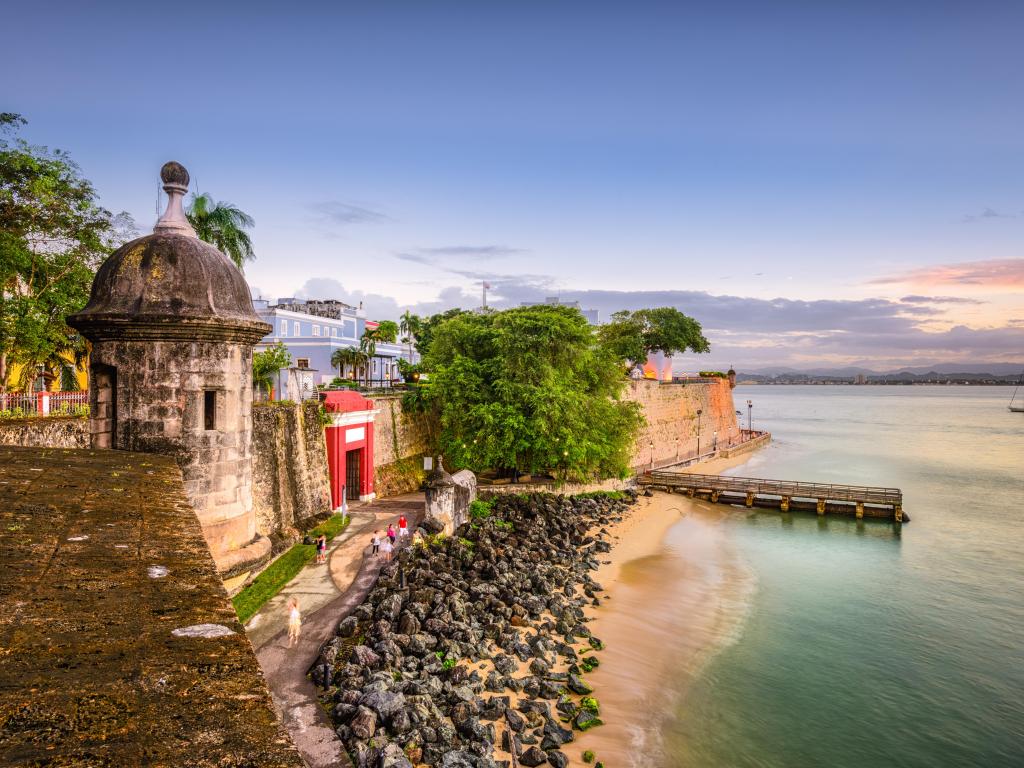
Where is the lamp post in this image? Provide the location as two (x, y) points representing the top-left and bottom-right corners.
(649, 440), (655, 470)
(674, 436), (679, 460)
(713, 430), (718, 452)
(696, 408), (703, 455)
(746, 399), (753, 434)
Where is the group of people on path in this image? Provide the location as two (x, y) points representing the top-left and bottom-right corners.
(370, 514), (409, 562)
(286, 513), (414, 649)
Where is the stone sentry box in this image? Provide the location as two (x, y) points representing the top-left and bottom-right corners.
(69, 162), (272, 574)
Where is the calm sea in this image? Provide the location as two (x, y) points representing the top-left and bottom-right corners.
(665, 385), (1024, 768)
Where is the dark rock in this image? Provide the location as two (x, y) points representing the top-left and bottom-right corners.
(349, 705), (377, 740)
(566, 673), (593, 695)
(546, 749), (569, 768)
(350, 645), (381, 668)
(519, 746), (548, 767)
(379, 743), (414, 768)
(337, 615), (359, 637)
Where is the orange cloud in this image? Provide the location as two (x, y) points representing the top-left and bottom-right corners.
(870, 258), (1024, 289)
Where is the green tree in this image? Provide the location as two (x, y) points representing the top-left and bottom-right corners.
(413, 308), (466, 356)
(597, 307), (710, 373)
(252, 342), (292, 397)
(186, 193), (255, 270)
(424, 304), (643, 480)
(399, 310), (421, 361)
(0, 113), (134, 393)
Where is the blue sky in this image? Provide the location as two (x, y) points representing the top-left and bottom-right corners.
(4, 1), (1023, 370)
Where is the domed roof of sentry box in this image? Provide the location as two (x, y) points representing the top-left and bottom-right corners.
(69, 162), (270, 343)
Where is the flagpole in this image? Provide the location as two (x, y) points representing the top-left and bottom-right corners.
(482, 281), (488, 309)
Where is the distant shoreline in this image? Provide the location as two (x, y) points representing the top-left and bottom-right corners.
(738, 381), (1017, 386)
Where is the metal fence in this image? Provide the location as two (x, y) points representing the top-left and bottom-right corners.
(0, 391), (89, 417)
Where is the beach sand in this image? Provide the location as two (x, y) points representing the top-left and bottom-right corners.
(567, 475), (756, 767)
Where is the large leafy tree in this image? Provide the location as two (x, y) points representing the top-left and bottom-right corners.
(424, 304), (643, 480)
(186, 193), (255, 270)
(413, 308), (466, 356)
(0, 113), (135, 393)
(597, 307), (710, 372)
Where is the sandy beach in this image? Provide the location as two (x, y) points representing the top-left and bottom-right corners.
(567, 470), (756, 767)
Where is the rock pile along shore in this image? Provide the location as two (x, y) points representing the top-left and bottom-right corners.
(315, 490), (637, 768)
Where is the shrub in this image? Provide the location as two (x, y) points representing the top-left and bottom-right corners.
(469, 499), (493, 519)
(582, 751), (595, 764)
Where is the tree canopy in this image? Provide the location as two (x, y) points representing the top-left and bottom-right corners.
(0, 113), (135, 392)
(597, 307), (709, 371)
(186, 193), (255, 270)
(252, 342), (292, 396)
(422, 304), (642, 480)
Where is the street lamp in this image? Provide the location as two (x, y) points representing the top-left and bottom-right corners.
(696, 408), (703, 455)
(674, 436), (679, 459)
(713, 430), (718, 452)
(746, 399), (753, 433)
(649, 440), (655, 470)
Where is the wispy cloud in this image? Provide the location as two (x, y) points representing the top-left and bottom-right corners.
(900, 295), (985, 305)
(394, 245), (526, 265)
(962, 207), (1019, 223)
(869, 258), (1024, 288)
(307, 200), (389, 226)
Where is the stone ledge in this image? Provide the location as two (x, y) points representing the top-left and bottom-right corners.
(0, 446), (303, 767)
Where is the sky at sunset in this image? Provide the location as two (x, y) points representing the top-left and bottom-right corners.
(5, 1), (1023, 370)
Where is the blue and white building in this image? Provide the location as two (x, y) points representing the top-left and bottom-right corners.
(253, 297), (415, 398)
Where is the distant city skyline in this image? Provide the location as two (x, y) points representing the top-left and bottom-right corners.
(5, 0), (1022, 369)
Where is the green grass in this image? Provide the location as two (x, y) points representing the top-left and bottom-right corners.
(232, 513), (351, 623)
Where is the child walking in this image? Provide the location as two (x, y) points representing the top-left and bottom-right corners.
(371, 530), (381, 556)
(398, 515), (408, 538)
(386, 524), (396, 545)
(287, 597), (302, 648)
(315, 533), (327, 564)
(381, 536), (394, 562)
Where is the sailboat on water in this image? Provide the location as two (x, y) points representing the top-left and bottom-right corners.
(1010, 372), (1024, 413)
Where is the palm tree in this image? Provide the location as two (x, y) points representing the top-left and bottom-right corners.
(359, 331), (377, 387)
(186, 193), (255, 269)
(399, 311), (421, 362)
(330, 346), (362, 381)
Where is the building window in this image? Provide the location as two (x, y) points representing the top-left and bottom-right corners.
(280, 319), (287, 336)
(313, 325), (320, 336)
(297, 358), (310, 369)
(332, 327), (338, 337)
(293, 321), (300, 336)
(204, 390), (217, 431)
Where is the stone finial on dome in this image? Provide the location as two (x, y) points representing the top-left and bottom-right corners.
(154, 161), (197, 237)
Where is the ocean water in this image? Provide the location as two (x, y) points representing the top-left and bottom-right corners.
(664, 385), (1024, 768)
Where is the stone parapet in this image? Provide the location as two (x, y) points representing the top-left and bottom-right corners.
(0, 445), (303, 767)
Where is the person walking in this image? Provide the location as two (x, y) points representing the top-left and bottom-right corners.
(398, 514), (408, 539)
(315, 533), (327, 564)
(370, 531), (381, 556)
(381, 536), (394, 562)
(386, 524), (396, 546)
(287, 597), (302, 648)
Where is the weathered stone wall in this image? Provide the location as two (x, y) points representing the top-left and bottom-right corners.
(372, 394), (431, 497)
(479, 476), (635, 498)
(250, 400), (331, 543)
(624, 378), (739, 468)
(0, 416), (88, 448)
(0, 445), (304, 767)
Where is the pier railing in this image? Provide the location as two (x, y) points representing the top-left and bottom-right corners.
(641, 470), (905, 521)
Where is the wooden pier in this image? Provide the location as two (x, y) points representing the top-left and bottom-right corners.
(640, 470), (906, 522)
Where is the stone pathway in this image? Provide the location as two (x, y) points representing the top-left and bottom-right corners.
(249, 495), (424, 768)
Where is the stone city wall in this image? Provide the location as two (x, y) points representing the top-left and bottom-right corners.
(250, 400), (331, 545)
(372, 394), (432, 497)
(624, 378), (739, 468)
(0, 416), (89, 448)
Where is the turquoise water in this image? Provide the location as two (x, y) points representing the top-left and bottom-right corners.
(667, 386), (1024, 768)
